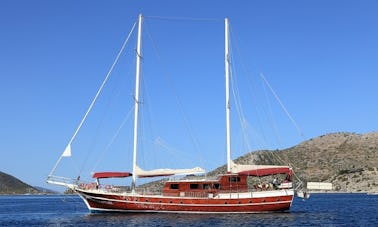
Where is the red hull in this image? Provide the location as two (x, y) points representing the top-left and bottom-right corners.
(76, 189), (294, 213)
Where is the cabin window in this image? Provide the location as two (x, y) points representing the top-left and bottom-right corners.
(213, 184), (220, 189)
(202, 184), (210, 189)
(190, 184), (199, 189)
(170, 184), (179, 189)
(229, 176), (241, 182)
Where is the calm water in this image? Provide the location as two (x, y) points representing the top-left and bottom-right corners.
(0, 194), (377, 226)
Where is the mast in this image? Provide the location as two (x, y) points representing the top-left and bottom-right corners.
(132, 14), (143, 191)
(225, 18), (231, 172)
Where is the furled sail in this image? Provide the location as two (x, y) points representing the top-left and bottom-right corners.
(230, 160), (291, 177)
(135, 165), (205, 178)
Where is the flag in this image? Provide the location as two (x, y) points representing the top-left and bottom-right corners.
(62, 144), (72, 157)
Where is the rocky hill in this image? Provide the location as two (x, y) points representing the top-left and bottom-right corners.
(140, 132), (378, 193)
(232, 132), (378, 193)
(0, 171), (40, 194)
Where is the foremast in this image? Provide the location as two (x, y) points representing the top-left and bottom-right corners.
(131, 14), (143, 192)
(224, 18), (232, 172)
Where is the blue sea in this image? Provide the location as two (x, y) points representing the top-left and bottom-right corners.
(0, 193), (377, 226)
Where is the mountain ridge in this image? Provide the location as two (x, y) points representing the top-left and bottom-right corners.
(235, 132), (378, 192)
(140, 132), (378, 193)
(0, 171), (40, 195)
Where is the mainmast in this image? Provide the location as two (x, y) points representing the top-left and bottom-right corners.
(132, 14), (143, 191)
(224, 18), (231, 172)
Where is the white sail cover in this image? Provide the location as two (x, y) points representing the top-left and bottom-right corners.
(135, 165), (205, 178)
(230, 160), (291, 176)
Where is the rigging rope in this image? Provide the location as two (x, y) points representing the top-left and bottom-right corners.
(227, 26), (271, 153)
(91, 106), (135, 173)
(143, 20), (204, 165)
(225, 26), (306, 187)
(68, 21), (137, 148)
(261, 76), (283, 147)
(259, 74), (306, 185)
(49, 21), (137, 176)
(260, 73), (304, 137)
(229, 38), (252, 153)
(144, 15), (220, 22)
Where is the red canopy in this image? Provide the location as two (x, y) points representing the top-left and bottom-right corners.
(92, 172), (132, 179)
(238, 167), (292, 177)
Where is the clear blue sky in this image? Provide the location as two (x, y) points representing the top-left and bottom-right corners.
(1, 0), (378, 190)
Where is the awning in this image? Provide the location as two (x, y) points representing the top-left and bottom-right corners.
(92, 172), (132, 179)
